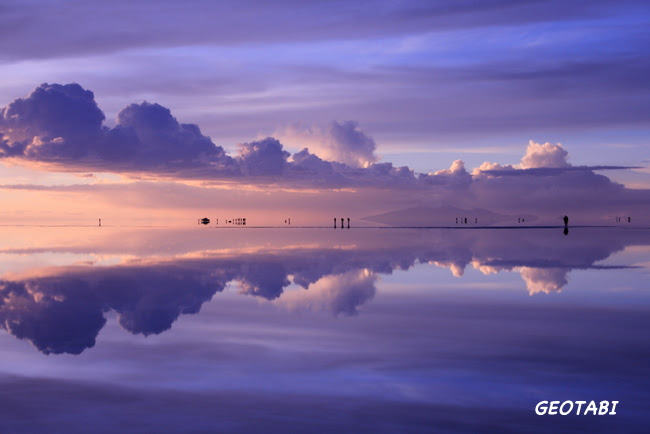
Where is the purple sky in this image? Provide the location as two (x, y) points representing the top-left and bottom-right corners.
(0, 0), (648, 224)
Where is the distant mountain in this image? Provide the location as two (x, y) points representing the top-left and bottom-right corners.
(362, 206), (537, 227)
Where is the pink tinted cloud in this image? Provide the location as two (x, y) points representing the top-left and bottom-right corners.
(276, 121), (379, 168)
(0, 83), (648, 225)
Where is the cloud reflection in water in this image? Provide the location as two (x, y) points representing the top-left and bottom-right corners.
(0, 227), (647, 354)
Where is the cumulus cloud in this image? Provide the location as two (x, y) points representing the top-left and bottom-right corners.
(237, 262), (291, 300)
(0, 84), (416, 188)
(471, 161), (515, 176)
(433, 261), (466, 277)
(0, 279), (105, 355)
(471, 140), (569, 175)
(0, 83), (238, 176)
(1, 226), (647, 354)
(278, 121), (379, 168)
(518, 267), (568, 295)
(279, 269), (377, 316)
(519, 140), (570, 169)
(0, 263), (225, 353)
(418, 159), (473, 187)
(0, 83), (648, 225)
(236, 137), (290, 176)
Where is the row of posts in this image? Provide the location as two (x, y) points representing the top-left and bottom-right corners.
(197, 218), (246, 225)
(456, 217), (478, 224)
(335, 218), (351, 229)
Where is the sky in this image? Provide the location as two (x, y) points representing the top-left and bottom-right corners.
(0, 0), (649, 225)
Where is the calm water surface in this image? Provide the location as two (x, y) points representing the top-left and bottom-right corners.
(0, 226), (649, 432)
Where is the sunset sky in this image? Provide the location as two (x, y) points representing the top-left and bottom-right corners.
(0, 0), (648, 225)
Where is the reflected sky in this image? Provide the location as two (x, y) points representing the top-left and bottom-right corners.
(0, 227), (649, 432)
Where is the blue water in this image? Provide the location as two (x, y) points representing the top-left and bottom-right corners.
(0, 227), (648, 432)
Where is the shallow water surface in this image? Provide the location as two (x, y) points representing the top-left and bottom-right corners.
(0, 226), (649, 432)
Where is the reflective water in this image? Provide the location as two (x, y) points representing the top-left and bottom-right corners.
(0, 226), (649, 432)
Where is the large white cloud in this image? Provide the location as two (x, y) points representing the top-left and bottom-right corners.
(519, 140), (570, 169)
(277, 121), (379, 168)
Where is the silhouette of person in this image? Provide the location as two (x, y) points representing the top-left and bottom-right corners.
(341, 218), (344, 228)
(628, 217), (631, 223)
(563, 215), (569, 226)
(563, 227), (569, 236)
(347, 218), (350, 229)
(334, 218), (336, 229)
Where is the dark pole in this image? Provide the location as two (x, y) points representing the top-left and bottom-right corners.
(334, 217), (336, 229)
